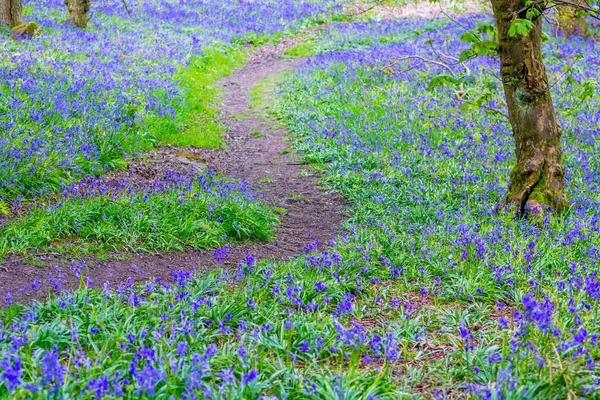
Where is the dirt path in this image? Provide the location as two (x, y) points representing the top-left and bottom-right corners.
(0, 40), (346, 304)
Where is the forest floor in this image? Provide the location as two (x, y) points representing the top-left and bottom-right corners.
(2, 1), (599, 398)
(0, 37), (346, 304)
(0, 0), (488, 305)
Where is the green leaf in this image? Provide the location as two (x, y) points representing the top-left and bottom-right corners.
(477, 24), (496, 35)
(481, 39), (498, 51)
(459, 49), (476, 62)
(508, 19), (535, 37)
(428, 75), (459, 90)
(0, 200), (9, 215)
(579, 79), (597, 102)
(459, 31), (478, 44)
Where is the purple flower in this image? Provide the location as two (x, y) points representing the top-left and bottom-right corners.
(314, 281), (329, 292)
(241, 369), (258, 385)
(1, 353), (22, 391)
(40, 346), (65, 393)
(459, 322), (475, 351)
(299, 341), (310, 352)
(332, 293), (354, 317)
(176, 341), (187, 357)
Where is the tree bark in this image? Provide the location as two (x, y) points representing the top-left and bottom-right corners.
(64, 0), (90, 28)
(0, 0), (23, 27)
(555, 0), (590, 37)
(490, 0), (569, 215)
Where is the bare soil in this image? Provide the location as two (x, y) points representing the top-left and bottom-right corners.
(0, 39), (346, 304)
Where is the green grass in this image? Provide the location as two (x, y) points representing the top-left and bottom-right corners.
(0, 257), (409, 399)
(230, 113), (251, 120)
(297, 168), (314, 177)
(249, 69), (295, 121)
(0, 200), (8, 215)
(0, 174), (277, 256)
(145, 47), (247, 149)
(282, 35), (322, 59)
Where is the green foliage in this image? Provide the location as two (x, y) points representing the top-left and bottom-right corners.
(0, 176), (277, 256)
(508, 18), (535, 37)
(458, 24), (497, 62)
(22, 3), (35, 16)
(558, 77), (598, 117)
(272, 18), (600, 396)
(282, 36), (321, 58)
(249, 69), (294, 123)
(0, 200), (8, 216)
(145, 46), (247, 149)
(0, 255), (409, 398)
(427, 74), (459, 90)
(1, 14), (599, 398)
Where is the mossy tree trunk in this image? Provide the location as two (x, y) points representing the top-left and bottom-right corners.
(557, 2), (589, 37)
(0, 0), (22, 27)
(64, 0), (90, 28)
(490, 0), (569, 215)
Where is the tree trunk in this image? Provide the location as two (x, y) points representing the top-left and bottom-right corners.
(555, 0), (590, 37)
(0, 0), (23, 27)
(490, 0), (569, 215)
(64, 0), (90, 28)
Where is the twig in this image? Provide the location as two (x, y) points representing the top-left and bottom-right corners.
(345, 0), (385, 17)
(515, 1), (545, 18)
(549, 58), (581, 89)
(380, 55), (456, 75)
(441, 9), (485, 45)
(122, 0), (132, 17)
(426, 38), (472, 75)
(462, 100), (510, 120)
(550, 0), (600, 19)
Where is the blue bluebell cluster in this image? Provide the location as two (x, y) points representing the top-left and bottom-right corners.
(2, 4), (600, 399)
(0, 0), (341, 200)
(277, 16), (600, 397)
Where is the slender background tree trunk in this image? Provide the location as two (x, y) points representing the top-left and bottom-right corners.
(0, 0), (23, 27)
(64, 0), (90, 28)
(490, 0), (569, 214)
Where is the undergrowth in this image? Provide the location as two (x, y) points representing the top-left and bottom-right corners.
(0, 172), (277, 256)
(145, 47), (247, 149)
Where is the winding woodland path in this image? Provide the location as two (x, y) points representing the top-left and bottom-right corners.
(0, 39), (346, 304)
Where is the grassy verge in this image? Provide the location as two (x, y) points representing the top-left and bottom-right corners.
(0, 172), (277, 256)
(249, 69), (296, 124)
(145, 47), (247, 149)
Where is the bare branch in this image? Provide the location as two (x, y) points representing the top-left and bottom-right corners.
(122, 0), (132, 17)
(380, 55), (457, 75)
(344, 0), (386, 17)
(549, 0), (600, 19)
(462, 100), (510, 120)
(425, 38), (472, 75)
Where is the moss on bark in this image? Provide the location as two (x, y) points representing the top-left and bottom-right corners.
(491, 0), (569, 215)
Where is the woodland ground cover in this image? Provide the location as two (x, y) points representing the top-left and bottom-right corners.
(0, 171), (277, 256)
(0, 0), (340, 202)
(0, 0), (339, 259)
(276, 16), (600, 397)
(2, 4), (600, 400)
